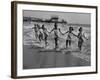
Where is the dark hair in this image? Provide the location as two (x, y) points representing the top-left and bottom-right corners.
(69, 27), (74, 31)
(79, 27), (82, 32)
(42, 24), (44, 29)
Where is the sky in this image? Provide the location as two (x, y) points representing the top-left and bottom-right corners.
(23, 10), (91, 24)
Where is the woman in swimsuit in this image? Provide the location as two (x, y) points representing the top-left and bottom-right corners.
(59, 27), (76, 48)
(49, 23), (59, 49)
(41, 24), (49, 47)
(77, 27), (88, 51)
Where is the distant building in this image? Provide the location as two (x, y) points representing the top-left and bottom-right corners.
(50, 16), (59, 21)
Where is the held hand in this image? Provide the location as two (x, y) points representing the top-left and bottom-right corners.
(59, 28), (64, 35)
(62, 33), (64, 35)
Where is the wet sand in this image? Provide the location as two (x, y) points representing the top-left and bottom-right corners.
(23, 45), (90, 69)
